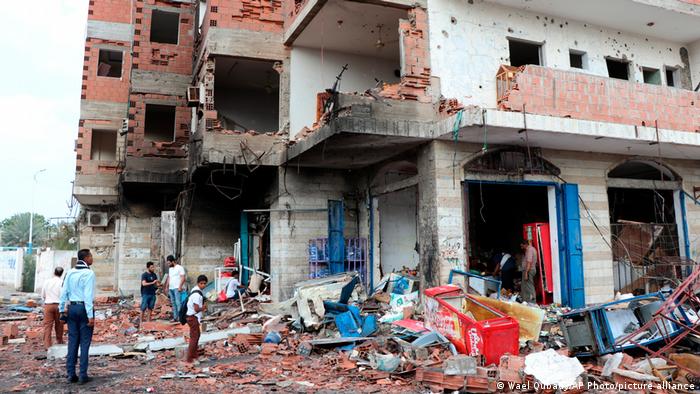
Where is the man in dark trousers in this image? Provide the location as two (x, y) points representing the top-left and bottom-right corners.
(492, 251), (517, 292)
(140, 261), (160, 322)
(59, 249), (96, 385)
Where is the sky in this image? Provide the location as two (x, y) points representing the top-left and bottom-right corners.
(0, 0), (89, 221)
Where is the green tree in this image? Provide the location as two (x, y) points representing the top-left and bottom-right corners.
(48, 221), (78, 250)
(0, 212), (49, 248)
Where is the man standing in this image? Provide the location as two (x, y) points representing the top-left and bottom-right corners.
(492, 252), (516, 292)
(59, 249), (96, 385)
(163, 255), (186, 322)
(520, 239), (538, 303)
(41, 267), (65, 349)
(186, 275), (208, 364)
(140, 262), (159, 322)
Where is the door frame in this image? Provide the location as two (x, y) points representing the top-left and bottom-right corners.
(463, 179), (575, 306)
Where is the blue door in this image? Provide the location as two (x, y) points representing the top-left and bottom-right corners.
(240, 212), (249, 285)
(562, 184), (585, 308)
(328, 200), (345, 274)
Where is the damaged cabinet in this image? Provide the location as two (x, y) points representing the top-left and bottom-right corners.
(559, 292), (693, 357)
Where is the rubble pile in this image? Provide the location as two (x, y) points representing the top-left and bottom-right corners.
(2, 270), (700, 392)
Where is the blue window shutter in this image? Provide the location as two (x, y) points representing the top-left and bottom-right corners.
(328, 200), (345, 274)
(562, 184), (585, 308)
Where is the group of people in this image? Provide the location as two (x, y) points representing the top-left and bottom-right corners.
(491, 239), (539, 303)
(41, 250), (212, 385)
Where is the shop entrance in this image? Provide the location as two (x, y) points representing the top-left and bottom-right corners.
(465, 182), (555, 304)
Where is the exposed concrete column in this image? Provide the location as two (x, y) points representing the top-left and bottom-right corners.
(417, 141), (466, 287)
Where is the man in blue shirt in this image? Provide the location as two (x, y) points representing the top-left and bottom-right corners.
(59, 249), (96, 385)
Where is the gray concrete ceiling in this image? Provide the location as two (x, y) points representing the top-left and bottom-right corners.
(294, 0), (406, 60)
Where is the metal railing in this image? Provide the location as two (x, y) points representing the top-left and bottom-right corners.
(611, 222), (695, 293)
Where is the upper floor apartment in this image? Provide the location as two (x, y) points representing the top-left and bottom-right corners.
(75, 0), (700, 206)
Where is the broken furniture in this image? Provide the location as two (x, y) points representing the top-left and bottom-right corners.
(560, 291), (692, 357)
(259, 272), (365, 330)
(424, 285), (519, 365)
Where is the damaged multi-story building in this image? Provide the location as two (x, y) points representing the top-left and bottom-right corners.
(74, 0), (700, 307)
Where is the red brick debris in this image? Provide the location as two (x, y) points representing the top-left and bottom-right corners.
(2, 284), (700, 392)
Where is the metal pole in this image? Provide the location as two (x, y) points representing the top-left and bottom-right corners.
(28, 169), (46, 255)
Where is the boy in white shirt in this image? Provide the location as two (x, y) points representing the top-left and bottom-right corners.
(186, 275), (207, 363)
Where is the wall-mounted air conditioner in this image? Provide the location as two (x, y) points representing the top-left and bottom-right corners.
(86, 211), (109, 227)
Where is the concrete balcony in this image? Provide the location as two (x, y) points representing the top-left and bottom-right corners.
(73, 172), (119, 206)
(497, 64), (700, 133)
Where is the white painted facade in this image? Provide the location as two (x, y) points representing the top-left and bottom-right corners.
(289, 47), (400, 138)
(427, 0), (698, 107)
(34, 249), (74, 293)
(378, 186), (419, 275)
(0, 248), (24, 290)
(690, 39), (700, 89)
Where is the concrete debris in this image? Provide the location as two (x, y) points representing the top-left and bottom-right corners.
(4, 272), (700, 392)
(47, 344), (125, 359)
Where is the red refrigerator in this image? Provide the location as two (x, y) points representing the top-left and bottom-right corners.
(523, 222), (553, 305)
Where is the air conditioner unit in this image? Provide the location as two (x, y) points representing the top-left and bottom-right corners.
(86, 211), (109, 227)
(187, 86), (201, 107)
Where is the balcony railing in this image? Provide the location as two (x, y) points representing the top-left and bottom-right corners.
(496, 64), (700, 133)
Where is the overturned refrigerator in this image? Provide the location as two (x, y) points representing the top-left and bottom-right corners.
(423, 285), (520, 365)
(559, 291), (697, 356)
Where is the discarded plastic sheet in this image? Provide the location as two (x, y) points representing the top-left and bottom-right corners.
(370, 353), (401, 372)
(524, 349), (584, 388)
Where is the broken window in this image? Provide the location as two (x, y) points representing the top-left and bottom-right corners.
(90, 129), (117, 161)
(642, 67), (661, 85)
(569, 50), (586, 69)
(508, 39), (542, 67)
(606, 58), (630, 80)
(97, 49), (123, 78)
(150, 10), (179, 44)
(214, 57), (280, 132)
(665, 66), (678, 87)
(144, 104), (176, 142)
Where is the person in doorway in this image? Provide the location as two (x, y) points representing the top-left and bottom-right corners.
(225, 268), (245, 301)
(42, 266), (65, 349)
(163, 255), (186, 322)
(59, 249), (96, 385)
(140, 262), (159, 322)
(520, 239), (538, 303)
(492, 252), (517, 292)
(186, 275), (208, 364)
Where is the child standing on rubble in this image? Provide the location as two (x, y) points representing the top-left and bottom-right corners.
(185, 275), (208, 364)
